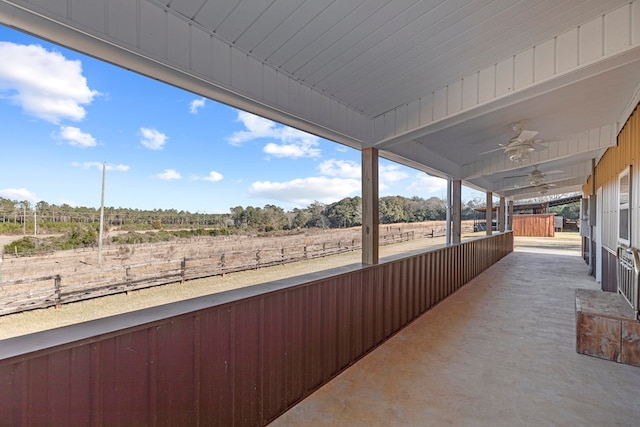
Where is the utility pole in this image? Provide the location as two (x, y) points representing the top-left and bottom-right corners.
(98, 162), (106, 266)
(22, 203), (26, 236)
(33, 206), (37, 236)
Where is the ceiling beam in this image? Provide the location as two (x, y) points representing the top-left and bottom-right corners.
(373, 44), (640, 150)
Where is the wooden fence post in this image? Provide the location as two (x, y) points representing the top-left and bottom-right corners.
(54, 275), (62, 308)
(256, 250), (260, 269)
(181, 257), (186, 284)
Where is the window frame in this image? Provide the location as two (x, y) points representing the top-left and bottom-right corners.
(618, 166), (631, 246)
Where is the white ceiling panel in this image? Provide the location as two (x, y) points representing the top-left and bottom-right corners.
(266, 1), (365, 67)
(343, 0), (629, 116)
(295, 0), (419, 84)
(245, 0), (334, 59)
(168, 0), (207, 19)
(277, 0), (392, 73)
(192, 0), (238, 31)
(1, 0), (639, 201)
(233, 0), (305, 54)
(215, 0), (274, 43)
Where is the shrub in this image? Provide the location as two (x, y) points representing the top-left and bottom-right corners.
(3, 237), (37, 254)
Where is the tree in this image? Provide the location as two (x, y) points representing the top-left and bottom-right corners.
(289, 208), (310, 229)
(325, 197), (362, 228)
(306, 201), (328, 228)
(262, 204), (288, 231)
(380, 196), (407, 223)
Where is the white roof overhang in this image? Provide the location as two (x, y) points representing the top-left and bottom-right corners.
(1, 0), (639, 200)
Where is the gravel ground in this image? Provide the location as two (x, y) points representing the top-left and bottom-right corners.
(0, 232), (581, 339)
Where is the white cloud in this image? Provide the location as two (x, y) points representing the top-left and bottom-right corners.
(263, 141), (321, 158)
(407, 173), (447, 194)
(140, 127), (167, 150)
(317, 160), (410, 184)
(228, 110), (321, 158)
(156, 169), (181, 180)
(0, 42), (99, 123)
(189, 97), (206, 114)
(249, 176), (360, 206)
(228, 112), (276, 145)
(192, 171), (223, 182)
(58, 126), (97, 148)
(318, 159), (360, 179)
(380, 164), (409, 183)
(71, 161), (129, 171)
(0, 188), (40, 203)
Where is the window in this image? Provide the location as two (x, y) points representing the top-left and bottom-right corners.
(619, 167), (631, 245)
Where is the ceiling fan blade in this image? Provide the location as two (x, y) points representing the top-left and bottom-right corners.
(531, 140), (547, 152)
(517, 130), (538, 141)
(478, 146), (504, 155)
(503, 173), (529, 179)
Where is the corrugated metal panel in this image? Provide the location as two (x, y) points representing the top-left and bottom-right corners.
(262, 293), (288, 423)
(601, 248), (619, 292)
(587, 104), (639, 250)
(0, 233), (513, 426)
(199, 307), (234, 426)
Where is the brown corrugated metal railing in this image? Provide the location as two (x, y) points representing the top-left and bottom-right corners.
(0, 232), (513, 427)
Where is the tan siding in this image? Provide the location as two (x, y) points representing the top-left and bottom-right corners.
(585, 104), (640, 249)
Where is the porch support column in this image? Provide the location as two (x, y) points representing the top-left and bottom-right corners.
(452, 180), (462, 244)
(486, 192), (493, 236)
(446, 179), (452, 245)
(507, 200), (514, 231)
(362, 148), (379, 265)
(498, 196), (506, 232)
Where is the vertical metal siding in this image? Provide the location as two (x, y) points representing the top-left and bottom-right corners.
(199, 307), (234, 427)
(601, 248), (619, 293)
(0, 233), (513, 427)
(586, 104), (639, 251)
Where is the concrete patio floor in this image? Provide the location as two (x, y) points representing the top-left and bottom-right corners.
(270, 239), (640, 426)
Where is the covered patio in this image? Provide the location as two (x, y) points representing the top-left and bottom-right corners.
(272, 240), (640, 426)
(1, 1), (639, 425)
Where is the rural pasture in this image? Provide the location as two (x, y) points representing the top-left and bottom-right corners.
(0, 221), (473, 316)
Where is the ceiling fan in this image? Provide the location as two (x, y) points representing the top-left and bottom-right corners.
(480, 122), (547, 163)
(535, 183), (557, 195)
(505, 165), (564, 186)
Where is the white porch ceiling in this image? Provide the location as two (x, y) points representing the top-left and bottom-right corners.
(1, 0), (640, 200)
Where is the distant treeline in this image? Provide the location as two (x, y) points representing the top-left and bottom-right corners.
(0, 195), (485, 235)
(1, 195), (579, 255)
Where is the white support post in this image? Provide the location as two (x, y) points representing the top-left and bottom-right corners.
(446, 178), (452, 245)
(486, 192), (493, 236)
(498, 196), (506, 232)
(362, 148), (379, 265)
(508, 200), (514, 231)
(452, 180), (462, 244)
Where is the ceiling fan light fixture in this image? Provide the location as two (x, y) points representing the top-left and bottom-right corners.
(503, 138), (537, 163)
(505, 145), (533, 164)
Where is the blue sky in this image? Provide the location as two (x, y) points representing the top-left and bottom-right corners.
(0, 25), (482, 214)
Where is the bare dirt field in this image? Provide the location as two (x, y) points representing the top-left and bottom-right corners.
(0, 231), (582, 340)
